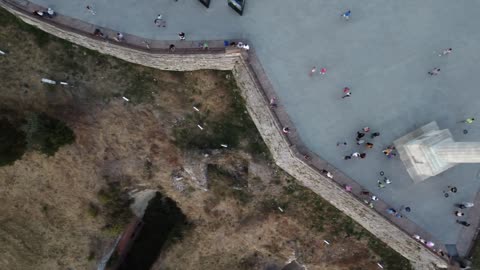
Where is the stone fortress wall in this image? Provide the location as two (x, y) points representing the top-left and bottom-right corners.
(0, 1), (449, 269)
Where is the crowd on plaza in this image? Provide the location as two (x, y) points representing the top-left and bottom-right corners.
(271, 9), (479, 262)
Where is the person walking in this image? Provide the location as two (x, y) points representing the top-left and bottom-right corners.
(457, 202), (474, 209)
(356, 139), (365, 145)
(371, 132), (380, 139)
(456, 220), (471, 227)
(342, 87), (351, 98)
(341, 10), (351, 20)
(455, 211), (465, 217)
(461, 117), (475, 124)
(439, 48), (452, 56)
(320, 67), (327, 75)
(154, 14), (167, 27)
(178, 32), (186, 40)
(86, 5), (96, 15)
(378, 181), (386, 188)
(114, 32), (124, 42)
(351, 152), (360, 158)
(428, 68), (441, 76)
(366, 142), (374, 148)
(269, 97), (277, 108)
(356, 131), (365, 140)
(309, 66), (317, 76)
(282, 127), (290, 134)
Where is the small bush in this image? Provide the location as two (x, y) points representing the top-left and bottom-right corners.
(98, 184), (132, 235)
(22, 113), (75, 156)
(0, 117), (26, 166)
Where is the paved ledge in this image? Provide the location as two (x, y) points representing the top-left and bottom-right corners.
(0, 1), (450, 269)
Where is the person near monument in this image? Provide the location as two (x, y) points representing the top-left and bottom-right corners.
(269, 97), (277, 108)
(342, 87), (351, 99)
(86, 5), (96, 15)
(456, 220), (471, 227)
(371, 132), (380, 139)
(457, 202), (474, 209)
(351, 152), (360, 158)
(341, 10), (351, 20)
(428, 68), (441, 76)
(154, 14), (167, 27)
(439, 48), (452, 56)
(462, 117), (475, 124)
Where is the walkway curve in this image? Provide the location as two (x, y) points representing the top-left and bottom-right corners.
(0, 1), (449, 269)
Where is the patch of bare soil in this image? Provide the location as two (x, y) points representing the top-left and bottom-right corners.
(0, 8), (410, 270)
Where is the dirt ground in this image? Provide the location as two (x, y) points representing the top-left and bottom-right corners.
(0, 8), (410, 270)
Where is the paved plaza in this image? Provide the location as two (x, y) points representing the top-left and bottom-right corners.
(30, 0), (480, 254)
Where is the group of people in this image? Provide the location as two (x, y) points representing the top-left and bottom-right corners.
(454, 202), (474, 227)
(33, 7), (55, 18)
(343, 127), (380, 160)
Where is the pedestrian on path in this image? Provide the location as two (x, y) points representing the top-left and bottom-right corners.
(439, 48), (452, 56)
(362, 127), (370, 133)
(386, 208), (397, 215)
(342, 87), (351, 98)
(86, 5), (96, 15)
(169, 44), (176, 52)
(382, 177), (391, 184)
(366, 142), (374, 148)
(178, 32), (186, 40)
(461, 117), (475, 124)
(428, 68), (441, 76)
(114, 32), (124, 42)
(457, 202), (474, 209)
(341, 10), (351, 20)
(337, 141), (347, 147)
(309, 66), (316, 76)
(456, 220), (471, 227)
(344, 155), (352, 160)
(371, 132), (380, 139)
(356, 131), (365, 140)
(356, 139), (365, 145)
(351, 152), (360, 158)
(154, 14), (167, 27)
(378, 181), (386, 188)
(455, 211), (465, 217)
(320, 67), (327, 75)
(282, 127), (290, 134)
(359, 153), (366, 159)
(269, 97), (277, 108)
(448, 186), (458, 193)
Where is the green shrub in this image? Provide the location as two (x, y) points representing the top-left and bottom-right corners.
(22, 113), (75, 156)
(98, 184), (132, 235)
(0, 117), (26, 166)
